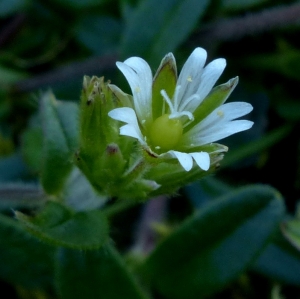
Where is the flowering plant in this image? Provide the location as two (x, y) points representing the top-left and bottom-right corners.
(0, 46), (295, 299)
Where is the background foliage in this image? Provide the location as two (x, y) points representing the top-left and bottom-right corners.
(1, 0), (300, 298)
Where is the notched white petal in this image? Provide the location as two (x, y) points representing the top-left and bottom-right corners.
(190, 152), (210, 171)
(116, 58), (152, 123)
(188, 58), (226, 112)
(177, 47), (208, 107)
(186, 120), (254, 146)
(183, 101), (253, 140)
(120, 124), (145, 144)
(108, 107), (137, 124)
(109, 107), (145, 144)
(167, 150), (193, 171)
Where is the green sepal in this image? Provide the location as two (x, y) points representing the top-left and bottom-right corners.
(184, 77), (239, 132)
(145, 160), (216, 196)
(109, 83), (134, 109)
(143, 185), (284, 299)
(114, 157), (151, 200)
(16, 200), (109, 250)
(40, 92), (77, 195)
(91, 143), (127, 195)
(152, 53), (177, 121)
(80, 77), (124, 156)
(77, 76), (124, 192)
(119, 179), (160, 201)
(96, 143), (126, 180)
(80, 76), (112, 159)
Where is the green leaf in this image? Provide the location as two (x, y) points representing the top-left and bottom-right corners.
(0, 213), (54, 288)
(56, 100), (79, 153)
(16, 201), (109, 250)
(184, 176), (233, 208)
(56, 244), (149, 299)
(252, 229), (300, 286)
(143, 185), (284, 299)
(21, 127), (43, 173)
(64, 167), (107, 211)
(121, 0), (210, 65)
(40, 92), (78, 195)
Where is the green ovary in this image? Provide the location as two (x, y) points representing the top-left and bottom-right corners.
(149, 114), (183, 151)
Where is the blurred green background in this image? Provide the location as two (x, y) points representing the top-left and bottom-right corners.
(1, 0), (300, 298)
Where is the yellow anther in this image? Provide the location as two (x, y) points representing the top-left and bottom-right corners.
(217, 110), (224, 117)
(187, 76), (193, 82)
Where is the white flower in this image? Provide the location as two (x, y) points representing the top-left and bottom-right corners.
(108, 47), (253, 171)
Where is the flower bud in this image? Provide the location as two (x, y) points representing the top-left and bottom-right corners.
(76, 76), (159, 200)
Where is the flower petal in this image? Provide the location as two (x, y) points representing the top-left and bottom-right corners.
(116, 57), (152, 124)
(177, 48), (207, 108)
(184, 120), (254, 146)
(120, 124), (145, 144)
(167, 150), (193, 171)
(187, 102), (253, 136)
(108, 107), (137, 124)
(183, 58), (226, 113)
(190, 152), (210, 171)
(108, 107), (145, 144)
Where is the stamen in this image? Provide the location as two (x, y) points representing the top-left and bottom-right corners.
(169, 111), (194, 121)
(160, 90), (175, 113)
(217, 110), (224, 117)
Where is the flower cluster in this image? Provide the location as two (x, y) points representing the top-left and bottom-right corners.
(109, 47), (253, 171)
